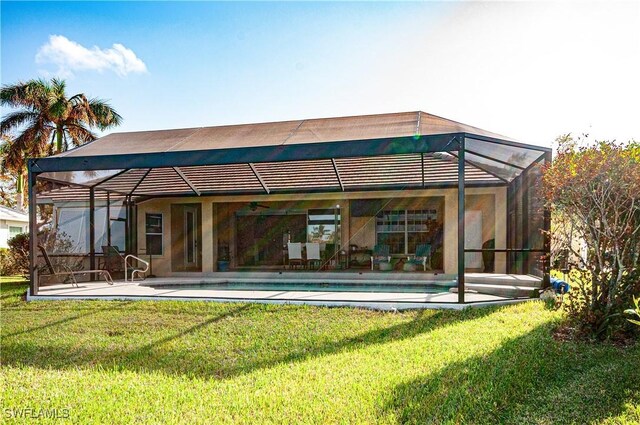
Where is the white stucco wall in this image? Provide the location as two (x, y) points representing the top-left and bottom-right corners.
(0, 219), (28, 249)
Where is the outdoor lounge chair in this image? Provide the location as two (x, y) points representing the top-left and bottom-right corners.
(407, 243), (432, 271)
(38, 245), (114, 287)
(287, 242), (304, 269)
(370, 244), (391, 270)
(305, 242), (321, 269)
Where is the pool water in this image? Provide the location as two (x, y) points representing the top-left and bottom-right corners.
(152, 281), (456, 294)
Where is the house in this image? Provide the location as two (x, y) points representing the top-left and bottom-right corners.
(26, 111), (551, 306)
(0, 205), (28, 248)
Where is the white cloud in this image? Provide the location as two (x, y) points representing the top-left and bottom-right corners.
(36, 35), (148, 77)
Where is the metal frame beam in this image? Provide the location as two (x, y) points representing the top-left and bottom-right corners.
(129, 168), (152, 196)
(542, 151), (552, 289)
(249, 163), (270, 194)
(448, 152), (509, 183)
(173, 167), (201, 196)
(465, 148), (526, 170)
(457, 136), (465, 304)
(29, 134), (465, 173)
(125, 181), (508, 201)
(91, 168), (131, 189)
(89, 187), (96, 280)
(28, 166), (39, 296)
(331, 158), (345, 191)
(462, 132), (552, 153)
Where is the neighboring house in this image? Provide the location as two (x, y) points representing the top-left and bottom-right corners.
(0, 205), (28, 248)
(27, 111), (551, 303)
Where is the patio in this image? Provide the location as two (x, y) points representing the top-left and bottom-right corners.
(27, 111), (551, 306)
(28, 271), (542, 310)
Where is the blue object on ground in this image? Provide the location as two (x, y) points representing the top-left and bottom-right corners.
(550, 277), (570, 294)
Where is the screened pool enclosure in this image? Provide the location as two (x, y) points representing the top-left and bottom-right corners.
(27, 112), (551, 305)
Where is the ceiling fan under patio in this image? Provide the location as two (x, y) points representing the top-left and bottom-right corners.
(249, 201), (270, 211)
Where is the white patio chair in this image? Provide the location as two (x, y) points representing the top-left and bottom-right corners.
(305, 243), (321, 269)
(287, 242), (304, 269)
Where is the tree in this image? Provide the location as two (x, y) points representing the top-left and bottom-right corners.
(543, 135), (640, 340)
(0, 78), (122, 207)
(0, 134), (26, 209)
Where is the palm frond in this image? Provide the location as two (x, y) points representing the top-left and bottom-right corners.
(0, 111), (39, 135)
(13, 121), (53, 159)
(1, 79), (51, 111)
(65, 123), (96, 147)
(88, 98), (122, 129)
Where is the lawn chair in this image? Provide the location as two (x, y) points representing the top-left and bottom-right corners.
(407, 243), (432, 271)
(38, 245), (113, 286)
(370, 244), (391, 270)
(287, 242), (304, 269)
(305, 242), (321, 269)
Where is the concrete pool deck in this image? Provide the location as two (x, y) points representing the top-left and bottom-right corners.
(28, 272), (541, 310)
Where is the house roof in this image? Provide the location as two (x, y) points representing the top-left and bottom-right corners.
(0, 205), (28, 222)
(55, 111), (520, 158)
(33, 111), (551, 201)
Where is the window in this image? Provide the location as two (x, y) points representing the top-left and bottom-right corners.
(376, 210), (405, 254)
(145, 213), (163, 255)
(407, 209), (438, 254)
(55, 207), (108, 254)
(9, 226), (23, 238)
(307, 209), (341, 244)
(376, 209), (439, 255)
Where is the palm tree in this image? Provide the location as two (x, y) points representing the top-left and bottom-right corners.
(0, 78), (122, 208)
(1, 78), (122, 153)
(0, 134), (26, 209)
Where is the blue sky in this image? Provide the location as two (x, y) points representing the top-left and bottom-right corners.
(2, 1), (639, 146)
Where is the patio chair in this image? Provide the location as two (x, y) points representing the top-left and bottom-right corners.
(370, 244), (391, 270)
(287, 242), (304, 269)
(38, 245), (114, 286)
(305, 242), (321, 269)
(407, 243), (432, 271)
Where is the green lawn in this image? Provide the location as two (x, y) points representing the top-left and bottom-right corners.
(1, 279), (638, 424)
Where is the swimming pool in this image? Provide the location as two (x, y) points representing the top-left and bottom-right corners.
(150, 281), (456, 294)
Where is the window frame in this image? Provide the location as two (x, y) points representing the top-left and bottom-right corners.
(145, 212), (164, 256)
(307, 208), (341, 244)
(8, 225), (23, 238)
(376, 209), (439, 255)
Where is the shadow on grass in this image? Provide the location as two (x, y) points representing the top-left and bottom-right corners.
(1, 300), (497, 380)
(383, 322), (640, 424)
(3, 301), (133, 338)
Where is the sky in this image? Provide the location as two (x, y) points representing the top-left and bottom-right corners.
(2, 1), (639, 147)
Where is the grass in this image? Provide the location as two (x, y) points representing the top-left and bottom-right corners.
(1, 278), (639, 424)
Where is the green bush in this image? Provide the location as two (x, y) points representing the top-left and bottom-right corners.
(7, 232), (29, 279)
(0, 248), (18, 276)
(544, 137), (640, 340)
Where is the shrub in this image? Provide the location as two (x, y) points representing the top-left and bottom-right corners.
(625, 297), (640, 327)
(0, 248), (18, 276)
(7, 232), (29, 279)
(543, 136), (640, 340)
